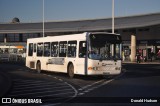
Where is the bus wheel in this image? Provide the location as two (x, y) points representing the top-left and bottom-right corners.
(68, 63), (74, 78)
(36, 61), (41, 73)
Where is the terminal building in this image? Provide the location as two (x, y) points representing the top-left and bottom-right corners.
(0, 12), (160, 61)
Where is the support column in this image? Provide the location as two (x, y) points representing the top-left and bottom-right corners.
(4, 34), (7, 43)
(131, 35), (136, 62)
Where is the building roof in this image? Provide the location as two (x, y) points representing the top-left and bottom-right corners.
(0, 13), (160, 34)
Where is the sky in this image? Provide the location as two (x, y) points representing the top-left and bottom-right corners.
(0, 0), (160, 23)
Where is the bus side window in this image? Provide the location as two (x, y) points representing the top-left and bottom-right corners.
(44, 42), (50, 57)
(51, 42), (58, 57)
(37, 43), (43, 56)
(79, 41), (86, 58)
(68, 41), (77, 57)
(59, 41), (67, 57)
(28, 43), (33, 56)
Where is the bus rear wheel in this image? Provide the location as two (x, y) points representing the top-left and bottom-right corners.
(36, 61), (41, 73)
(68, 63), (74, 78)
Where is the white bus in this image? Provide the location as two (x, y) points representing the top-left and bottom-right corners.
(26, 32), (122, 78)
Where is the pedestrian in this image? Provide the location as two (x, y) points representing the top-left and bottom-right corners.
(157, 50), (160, 61)
(122, 51), (125, 61)
(136, 51), (141, 63)
(150, 52), (154, 62)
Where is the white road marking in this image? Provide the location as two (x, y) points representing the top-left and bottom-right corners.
(10, 68), (126, 105)
(58, 78), (63, 81)
(10, 73), (78, 106)
(64, 82), (78, 98)
(13, 80), (60, 85)
(77, 72), (126, 96)
(10, 86), (71, 94)
(9, 88), (74, 97)
(79, 79), (105, 90)
(78, 88), (83, 91)
(84, 90), (89, 93)
(78, 93), (85, 95)
(13, 83), (69, 90)
(13, 82), (65, 88)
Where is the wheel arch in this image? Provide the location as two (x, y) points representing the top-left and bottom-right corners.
(67, 61), (74, 73)
(36, 60), (41, 65)
(35, 60), (42, 73)
(67, 61), (75, 78)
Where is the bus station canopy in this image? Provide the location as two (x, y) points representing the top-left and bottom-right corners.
(0, 13), (160, 34)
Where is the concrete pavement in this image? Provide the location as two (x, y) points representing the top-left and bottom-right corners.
(0, 60), (159, 97)
(0, 71), (12, 97)
(123, 60), (160, 64)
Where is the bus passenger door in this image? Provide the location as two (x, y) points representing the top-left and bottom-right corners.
(76, 41), (87, 75)
(31, 43), (37, 69)
(27, 43), (37, 69)
(32, 43), (37, 60)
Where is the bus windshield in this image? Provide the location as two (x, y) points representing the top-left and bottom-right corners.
(89, 34), (121, 60)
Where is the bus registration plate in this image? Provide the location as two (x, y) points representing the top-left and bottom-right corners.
(103, 72), (110, 75)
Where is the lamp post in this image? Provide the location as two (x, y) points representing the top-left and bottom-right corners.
(112, 0), (114, 34)
(43, 0), (44, 37)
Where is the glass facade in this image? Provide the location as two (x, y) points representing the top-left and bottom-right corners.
(0, 33), (40, 42)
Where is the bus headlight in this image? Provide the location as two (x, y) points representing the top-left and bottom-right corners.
(93, 67), (99, 70)
(88, 67), (93, 70)
(88, 67), (99, 71)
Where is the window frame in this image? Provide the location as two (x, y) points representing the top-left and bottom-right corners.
(37, 42), (43, 57)
(51, 42), (59, 57)
(68, 41), (77, 58)
(28, 43), (33, 56)
(79, 41), (87, 58)
(44, 42), (51, 57)
(59, 41), (67, 57)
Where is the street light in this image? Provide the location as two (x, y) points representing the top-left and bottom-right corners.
(112, 0), (114, 34)
(42, 0), (44, 37)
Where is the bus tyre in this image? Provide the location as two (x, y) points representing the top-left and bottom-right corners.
(68, 63), (74, 78)
(36, 61), (41, 73)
